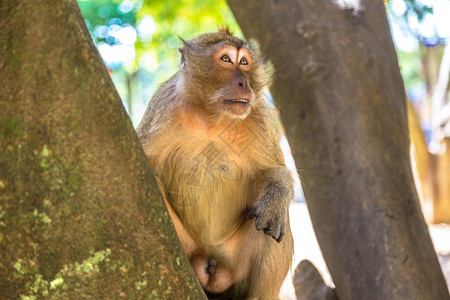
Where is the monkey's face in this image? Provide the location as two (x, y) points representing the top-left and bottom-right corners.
(208, 46), (255, 119)
(180, 32), (270, 119)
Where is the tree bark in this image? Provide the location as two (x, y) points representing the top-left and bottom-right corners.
(227, 0), (449, 299)
(0, 1), (205, 299)
(293, 260), (337, 300)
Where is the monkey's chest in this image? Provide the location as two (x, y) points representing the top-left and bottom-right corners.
(162, 141), (255, 245)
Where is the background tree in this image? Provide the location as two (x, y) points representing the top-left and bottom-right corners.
(0, 0), (206, 298)
(226, 0), (450, 299)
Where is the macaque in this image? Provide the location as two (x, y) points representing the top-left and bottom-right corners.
(137, 27), (294, 299)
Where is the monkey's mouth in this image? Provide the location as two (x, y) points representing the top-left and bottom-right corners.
(223, 99), (251, 117)
(224, 99), (250, 105)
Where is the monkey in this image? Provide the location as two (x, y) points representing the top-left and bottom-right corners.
(137, 27), (294, 299)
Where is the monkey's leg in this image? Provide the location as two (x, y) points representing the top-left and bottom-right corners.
(247, 226), (294, 300)
(155, 178), (198, 256)
(221, 220), (293, 300)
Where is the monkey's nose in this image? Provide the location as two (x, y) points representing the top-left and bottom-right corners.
(237, 78), (248, 89)
(234, 71), (249, 90)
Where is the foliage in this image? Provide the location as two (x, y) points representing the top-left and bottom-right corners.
(387, 0), (442, 46)
(78, 0), (138, 47)
(386, 0), (449, 103)
(397, 47), (424, 100)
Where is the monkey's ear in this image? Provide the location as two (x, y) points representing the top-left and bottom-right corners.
(178, 38), (192, 51)
(178, 45), (185, 57)
(178, 38), (192, 68)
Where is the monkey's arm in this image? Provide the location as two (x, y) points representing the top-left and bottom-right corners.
(247, 166), (293, 242)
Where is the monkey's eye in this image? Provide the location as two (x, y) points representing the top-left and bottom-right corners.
(239, 58), (248, 65)
(221, 55), (231, 63)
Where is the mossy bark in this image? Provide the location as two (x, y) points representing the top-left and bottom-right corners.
(227, 0), (450, 299)
(0, 1), (205, 299)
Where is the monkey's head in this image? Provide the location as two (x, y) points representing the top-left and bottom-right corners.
(178, 27), (271, 119)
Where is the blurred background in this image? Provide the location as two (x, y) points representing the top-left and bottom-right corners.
(76, 0), (448, 128)
(77, 0), (240, 126)
(77, 0), (450, 295)
(77, 0), (450, 222)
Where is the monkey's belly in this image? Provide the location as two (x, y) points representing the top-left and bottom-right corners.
(165, 163), (253, 247)
(169, 185), (250, 246)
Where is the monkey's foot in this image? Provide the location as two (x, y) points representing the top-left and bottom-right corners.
(248, 202), (286, 243)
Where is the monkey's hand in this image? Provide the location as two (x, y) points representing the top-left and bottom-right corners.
(247, 195), (288, 243)
(248, 167), (293, 242)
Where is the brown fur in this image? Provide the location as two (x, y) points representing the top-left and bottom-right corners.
(137, 28), (294, 299)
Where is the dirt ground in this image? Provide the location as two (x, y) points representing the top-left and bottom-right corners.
(280, 203), (450, 299)
(430, 224), (450, 288)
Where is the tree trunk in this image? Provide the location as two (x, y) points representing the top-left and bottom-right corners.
(407, 100), (434, 220)
(409, 43), (450, 224)
(227, 0), (449, 299)
(420, 44), (444, 122)
(408, 99), (450, 224)
(433, 138), (450, 223)
(0, 1), (206, 299)
(429, 43), (450, 223)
